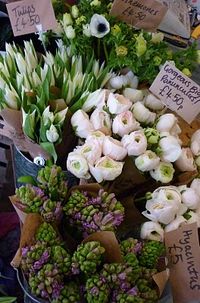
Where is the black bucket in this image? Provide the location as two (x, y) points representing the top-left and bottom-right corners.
(12, 145), (78, 189)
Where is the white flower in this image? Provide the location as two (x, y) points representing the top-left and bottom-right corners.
(156, 113), (181, 137)
(187, 211), (200, 227)
(31, 70), (42, 87)
(71, 5), (79, 18)
(190, 178), (200, 198)
(159, 134), (182, 163)
(89, 156), (124, 182)
(144, 94), (164, 111)
(82, 24), (91, 37)
(46, 124), (59, 143)
(62, 13), (73, 27)
(53, 22), (64, 36)
(90, 14), (110, 38)
(90, 108), (111, 135)
(151, 32), (164, 43)
(112, 111), (140, 137)
(90, 0), (101, 6)
(123, 88), (143, 103)
(132, 102), (156, 124)
(67, 152), (90, 179)
(175, 148), (197, 172)
(103, 136), (127, 161)
(135, 150), (160, 172)
(181, 188), (200, 210)
(107, 93), (132, 114)
(15, 53), (27, 74)
(82, 89), (106, 112)
(54, 107), (68, 125)
(126, 71), (139, 89)
(191, 129), (200, 156)
(24, 41), (38, 72)
(4, 85), (19, 109)
(108, 75), (128, 90)
(42, 106), (54, 125)
(5, 43), (16, 58)
(86, 130), (105, 147)
(71, 110), (94, 138)
(78, 141), (102, 165)
(140, 222), (164, 242)
(65, 25), (76, 39)
(165, 216), (187, 233)
(122, 130), (147, 156)
(150, 162), (175, 183)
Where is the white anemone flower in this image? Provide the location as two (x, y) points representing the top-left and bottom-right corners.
(140, 222), (164, 242)
(90, 14), (110, 38)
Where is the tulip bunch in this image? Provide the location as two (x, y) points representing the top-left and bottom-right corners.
(140, 180), (200, 241)
(0, 40), (112, 161)
(42, 0), (198, 83)
(63, 189), (124, 237)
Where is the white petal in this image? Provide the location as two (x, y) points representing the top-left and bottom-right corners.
(181, 188), (200, 210)
(122, 130), (147, 156)
(165, 216), (187, 233)
(107, 93), (132, 114)
(140, 221), (164, 241)
(103, 136), (127, 160)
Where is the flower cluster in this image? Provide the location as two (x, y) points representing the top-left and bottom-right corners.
(63, 189), (124, 237)
(141, 179), (200, 241)
(15, 165), (67, 222)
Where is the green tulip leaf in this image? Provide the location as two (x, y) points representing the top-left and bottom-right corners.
(40, 142), (57, 164)
(17, 176), (37, 186)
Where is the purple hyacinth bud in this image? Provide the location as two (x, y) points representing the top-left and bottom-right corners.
(134, 242), (143, 254)
(52, 281), (63, 299)
(22, 247), (29, 257)
(101, 213), (114, 225)
(91, 286), (99, 295)
(93, 212), (103, 226)
(33, 261), (43, 270)
(41, 290), (49, 298)
(128, 286), (138, 296)
(33, 186), (45, 197)
(118, 272), (126, 280)
(74, 212), (82, 220)
(71, 263), (80, 275)
(121, 282), (130, 291)
(113, 213), (124, 226)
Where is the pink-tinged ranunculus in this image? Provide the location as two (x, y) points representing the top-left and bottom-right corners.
(135, 150), (160, 172)
(67, 152), (90, 179)
(78, 140), (102, 165)
(71, 109), (94, 138)
(191, 129), (200, 156)
(175, 148), (197, 172)
(144, 93), (164, 111)
(190, 178), (200, 198)
(112, 111), (140, 137)
(121, 130), (147, 156)
(132, 102), (156, 124)
(85, 130), (105, 147)
(90, 108), (111, 135)
(156, 113), (181, 137)
(82, 89), (106, 112)
(103, 136), (127, 161)
(107, 93), (132, 114)
(159, 134), (182, 162)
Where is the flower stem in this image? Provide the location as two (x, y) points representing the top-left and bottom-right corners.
(103, 42), (108, 62)
(134, 196), (146, 203)
(97, 39), (100, 59)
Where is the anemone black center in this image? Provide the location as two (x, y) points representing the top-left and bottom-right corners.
(97, 23), (107, 33)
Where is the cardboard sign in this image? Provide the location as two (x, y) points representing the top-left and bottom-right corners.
(165, 223), (200, 303)
(6, 0), (57, 37)
(110, 0), (168, 32)
(150, 62), (200, 124)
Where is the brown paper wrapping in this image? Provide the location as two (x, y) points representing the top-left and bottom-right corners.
(153, 270), (169, 297)
(9, 195), (27, 224)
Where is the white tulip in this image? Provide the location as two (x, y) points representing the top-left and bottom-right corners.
(103, 136), (127, 161)
(122, 130), (147, 156)
(4, 85), (19, 109)
(181, 188), (200, 210)
(175, 148), (197, 172)
(90, 14), (110, 38)
(90, 108), (111, 135)
(42, 106), (54, 125)
(190, 178), (200, 198)
(0, 77), (6, 90)
(31, 70), (42, 87)
(159, 134), (182, 162)
(107, 93), (132, 114)
(144, 94), (164, 111)
(112, 111), (140, 137)
(46, 124), (59, 143)
(191, 129), (200, 156)
(132, 102), (156, 124)
(135, 150), (160, 172)
(67, 152), (90, 179)
(43, 52), (55, 67)
(54, 107), (68, 125)
(24, 41), (38, 71)
(140, 221), (164, 242)
(71, 110), (94, 138)
(150, 162), (175, 184)
(123, 88), (143, 103)
(165, 216), (187, 233)
(83, 24), (92, 37)
(85, 130), (105, 147)
(89, 156), (124, 182)
(78, 141), (102, 165)
(5, 43), (16, 58)
(15, 53), (27, 74)
(65, 26), (76, 39)
(156, 113), (181, 136)
(187, 211), (200, 227)
(82, 89), (106, 112)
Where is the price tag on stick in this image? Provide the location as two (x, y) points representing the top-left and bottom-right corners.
(150, 62), (200, 124)
(6, 0), (57, 37)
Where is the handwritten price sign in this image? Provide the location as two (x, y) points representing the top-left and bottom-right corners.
(150, 62), (200, 124)
(6, 0), (57, 37)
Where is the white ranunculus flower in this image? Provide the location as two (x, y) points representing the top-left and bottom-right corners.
(126, 71), (139, 89)
(122, 130), (147, 156)
(90, 108), (111, 135)
(140, 222), (164, 242)
(187, 211), (200, 227)
(67, 152), (90, 179)
(135, 150), (160, 172)
(103, 136), (127, 161)
(90, 14), (110, 38)
(82, 89), (106, 112)
(150, 162), (175, 184)
(191, 129), (200, 156)
(85, 130), (105, 147)
(71, 110), (94, 138)
(181, 188), (200, 210)
(144, 94), (164, 111)
(190, 178), (200, 198)
(78, 141), (102, 165)
(132, 102), (156, 124)
(159, 134), (182, 162)
(112, 111), (140, 137)
(156, 113), (181, 137)
(71, 5), (79, 18)
(123, 88), (143, 103)
(46, 124), (59, 143)
(109, 75), (128, 90)
(65, 25), (76, 39)
(89, 156), (124, 182)
(151, 32), (164, 43)
(107, 93), (132, 114)
(175, 148), (197, 172)
(82, 24), (92, 37)
(62, 13), (73, 27)
(165, 216), (187, 233)
(4, 85), (19, 109)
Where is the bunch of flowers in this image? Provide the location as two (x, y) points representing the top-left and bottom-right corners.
(0, 40), (112, 161)
(43, 0), (198, 83)
(15, 165), (68, 222)
(63, 189), (124, 237)
(140, 179), (200, 241)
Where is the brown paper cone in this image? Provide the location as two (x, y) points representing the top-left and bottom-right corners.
(67, 183), (102, 198)
(9, 195), (27, 224)
(153, 270), (169, 297)
(0, 108), (23, 133)
(24, 136), (50, 160)
(83, 231), (123, 263)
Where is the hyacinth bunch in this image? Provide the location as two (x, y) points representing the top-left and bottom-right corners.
(15, 165), (68, 222)
(140, 180), (200, 242)
(63, 189), (124, 237)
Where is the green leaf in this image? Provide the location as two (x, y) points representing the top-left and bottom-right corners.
(69, 94), (88, 113)
(40, 142), (57, 163)
(0, 297), (17, 303)
(17, 176), (37, 186)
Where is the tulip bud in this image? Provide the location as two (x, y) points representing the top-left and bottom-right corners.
(46, 124), (59, 143)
